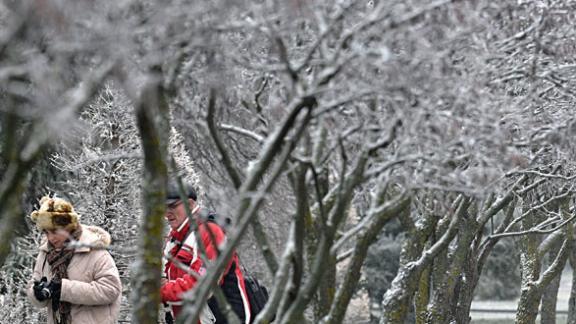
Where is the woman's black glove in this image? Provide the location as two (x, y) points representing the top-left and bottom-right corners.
(33, 277), (51, 302)
(48, 278), (62, 311)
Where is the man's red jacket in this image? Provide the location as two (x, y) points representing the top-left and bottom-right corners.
(161, 215), (251, 323)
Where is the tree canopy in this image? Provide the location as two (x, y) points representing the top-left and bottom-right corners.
(1, 1), (576, 323)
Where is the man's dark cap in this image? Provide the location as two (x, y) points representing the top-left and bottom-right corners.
(166, 181), (197, 204)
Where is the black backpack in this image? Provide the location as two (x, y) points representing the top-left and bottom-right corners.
(243, 269), (275, 323)
(200, 211), (274, 323)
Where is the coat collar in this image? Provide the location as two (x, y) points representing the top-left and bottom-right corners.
(170, 218), (191, 243)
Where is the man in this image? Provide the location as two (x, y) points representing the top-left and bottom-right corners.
(27, 196), (122, 324)
(161, 182), (251, 323)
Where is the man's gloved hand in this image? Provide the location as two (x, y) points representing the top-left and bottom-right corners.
(48, 278), (62, 311)
(33, 277), (51, 302)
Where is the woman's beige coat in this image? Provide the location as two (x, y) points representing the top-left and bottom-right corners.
(27, 225), (122, 324)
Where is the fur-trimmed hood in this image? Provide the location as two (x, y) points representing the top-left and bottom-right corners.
(40, 225), (112, 253)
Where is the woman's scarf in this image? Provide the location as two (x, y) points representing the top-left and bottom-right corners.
(46, 226), (83, 324)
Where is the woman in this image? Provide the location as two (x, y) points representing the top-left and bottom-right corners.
(27, 196), (122, 324)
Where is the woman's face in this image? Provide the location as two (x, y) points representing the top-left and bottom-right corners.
(45, 229), (70, 249)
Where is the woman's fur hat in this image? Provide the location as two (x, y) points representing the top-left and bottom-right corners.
(30, 196), (80, 231)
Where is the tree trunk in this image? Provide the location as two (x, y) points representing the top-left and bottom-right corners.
(517, 287), (543, 324)
(516, 238), (569, 324)
(315, 255), (336, 320)
(454, 197), (517, 324)
(0, 180), (26, 267)
(427, 214), (477, 323)
(453, 257), (476, 324)
(129, 68), (170, 324)
(381, 213), (437, 324)
(516, 198), (542, 324)
(540, 241), (562, 324)
(381, 197), (468, 324)
(568, 253), (576, 324)
(0, 111), (35, 266)
(321, 195), (411, 324)
(0, 110), (44, 266)
(380, 263), (424, 324)
(414, 263), (431, 324)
